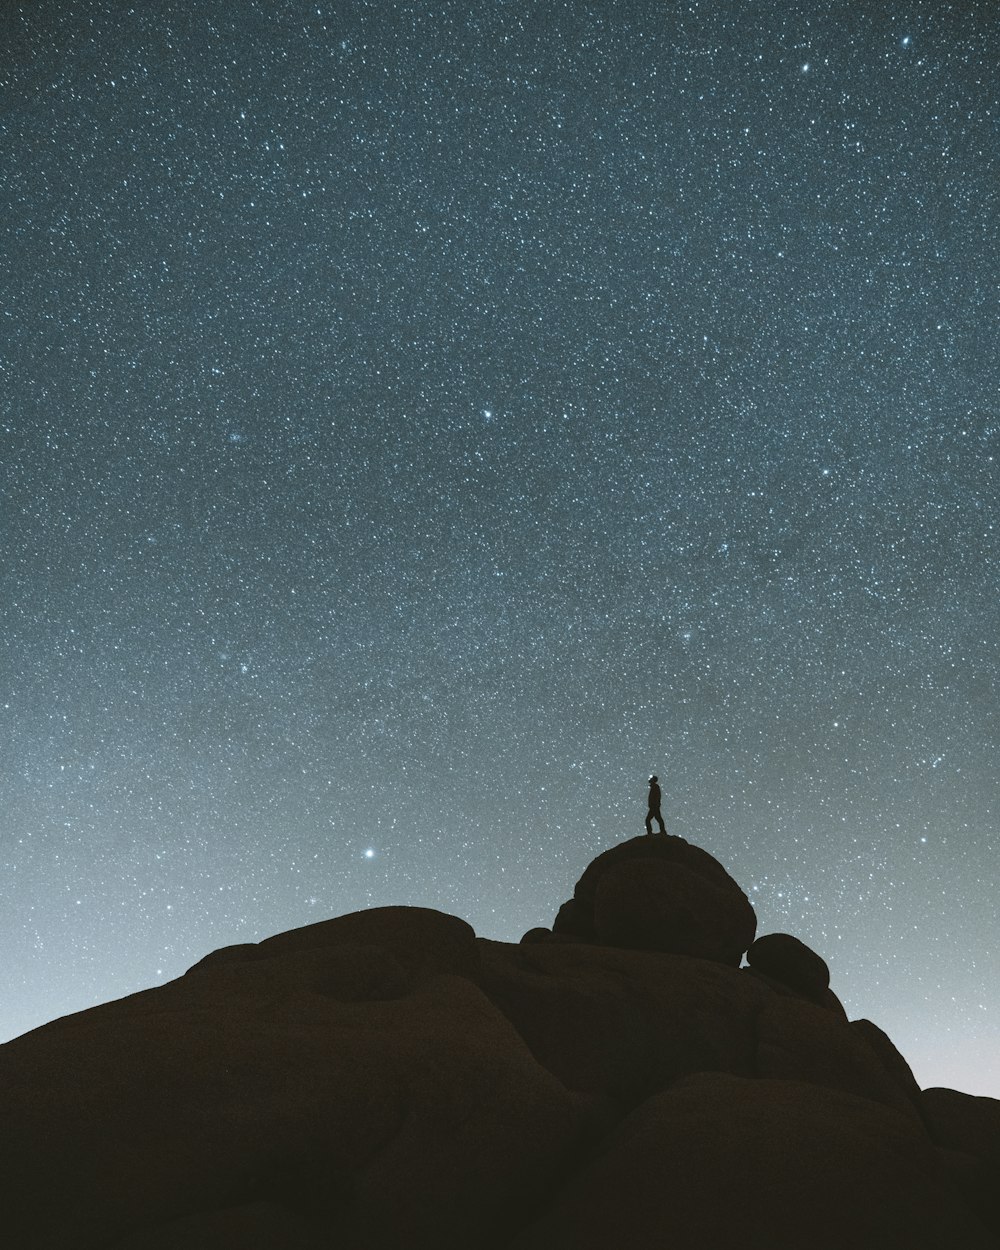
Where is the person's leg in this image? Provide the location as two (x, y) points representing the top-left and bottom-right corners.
(645, 811), (653, 834)
(655, 812), (666, 835)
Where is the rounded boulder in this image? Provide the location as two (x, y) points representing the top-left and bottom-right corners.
(747, 932), (830, 1001)
(570, 836), (756, 965)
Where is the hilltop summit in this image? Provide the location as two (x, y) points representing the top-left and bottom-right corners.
(2, 836), (997, 1247)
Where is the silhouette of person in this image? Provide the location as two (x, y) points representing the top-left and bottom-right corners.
(645, 774), (666, 835)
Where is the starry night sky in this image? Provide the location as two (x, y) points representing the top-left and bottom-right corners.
(2, 1), (997, 1096)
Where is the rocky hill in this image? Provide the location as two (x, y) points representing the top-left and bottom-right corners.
(3, 835), (998, 1248)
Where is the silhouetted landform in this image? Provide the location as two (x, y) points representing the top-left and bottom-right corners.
(3, 834), (999, 1248)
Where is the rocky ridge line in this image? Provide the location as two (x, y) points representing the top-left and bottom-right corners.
(2, 834), (997, 1248)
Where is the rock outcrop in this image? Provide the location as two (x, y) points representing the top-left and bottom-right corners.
(550, 833), (757, 964)
(1, 835), (996, 1249)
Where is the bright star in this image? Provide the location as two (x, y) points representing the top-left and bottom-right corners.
(364, 848), (375, 859)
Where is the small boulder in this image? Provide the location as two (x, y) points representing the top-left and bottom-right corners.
(747, 932), (830, 1001)
(743, 967), (846, 1018)
(755, 997), (922, 1122)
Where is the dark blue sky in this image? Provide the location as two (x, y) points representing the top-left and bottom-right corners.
(2, 0), (997, 1095)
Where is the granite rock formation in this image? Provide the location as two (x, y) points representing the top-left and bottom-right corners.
(1, 834), (997, 1249)
(550, 834), (757, 965)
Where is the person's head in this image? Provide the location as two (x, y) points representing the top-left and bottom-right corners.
(649, 775), (658, 784)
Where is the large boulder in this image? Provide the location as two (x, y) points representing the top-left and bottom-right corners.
(850, 1018), (923, 1107)
(478, 938), (764, 1105)
(565, 835), (756, 964)
(0, 911), (586, 1249)
(551, 897), (590, 939)
(187, 904), (481, 984)
(509, 1073), (995, 1250)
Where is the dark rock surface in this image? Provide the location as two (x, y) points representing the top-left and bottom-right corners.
(1, 838), (996, 1249)
(921, 1086), (1000, 1162)
(509, 1073), (992, 1250)
(747, 931), (830, 999)
(920, 1086), (1000, 1235)
(563, 834), (757, 964)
